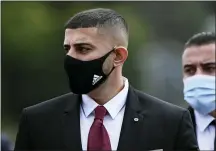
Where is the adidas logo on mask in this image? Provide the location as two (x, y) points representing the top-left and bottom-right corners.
(92, 74), (103, 85)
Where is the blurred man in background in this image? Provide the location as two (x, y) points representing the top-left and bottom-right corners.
(182, 32), (215, 150)
(15, 8), (198, 151)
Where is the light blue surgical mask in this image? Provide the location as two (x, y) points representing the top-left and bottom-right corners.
(183, 75), (216, 115)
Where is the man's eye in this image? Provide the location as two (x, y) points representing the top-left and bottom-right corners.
(185, 68), (196, 75)
(64, 45), (70, 52)
(204, 66), (215, 73)
(77, 47), (91, 54)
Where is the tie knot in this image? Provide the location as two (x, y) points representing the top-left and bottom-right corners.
(94, 106), (107, 120)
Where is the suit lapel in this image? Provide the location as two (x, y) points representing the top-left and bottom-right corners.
(117, 86), (148, 151)
(188, 106), (197, 136)
(63, 94), (82, 151)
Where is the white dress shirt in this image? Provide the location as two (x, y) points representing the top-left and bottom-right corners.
(80, 78), (129, 151)
(194, 110), (215, 150)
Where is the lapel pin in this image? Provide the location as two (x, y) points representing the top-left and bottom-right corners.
(134, 118), (139, 122)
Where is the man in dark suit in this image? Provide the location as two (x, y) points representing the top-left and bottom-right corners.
(182, 32), (215, 150)
(15, 8), (198, 151)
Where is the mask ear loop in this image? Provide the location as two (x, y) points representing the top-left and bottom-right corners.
(105, 46), (118, 76)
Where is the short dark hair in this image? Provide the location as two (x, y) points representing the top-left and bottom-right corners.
(64, 8), (128, 35)
(185, 32), (215, 48)
(64, 8), (129, 46)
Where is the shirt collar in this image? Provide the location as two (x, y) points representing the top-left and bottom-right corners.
(81, 77), (129, 119)
(194, 110), (215, 132)
(81, 94), (98, 118)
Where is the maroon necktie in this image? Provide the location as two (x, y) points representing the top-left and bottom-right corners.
(87, 106), (111, 151)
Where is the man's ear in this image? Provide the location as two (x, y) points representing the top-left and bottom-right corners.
(113, 46), (128, 67)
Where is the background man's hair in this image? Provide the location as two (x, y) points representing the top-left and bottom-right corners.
(185, 32), (215, 48)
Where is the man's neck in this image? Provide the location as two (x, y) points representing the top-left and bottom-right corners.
(88, 74), (124, 105)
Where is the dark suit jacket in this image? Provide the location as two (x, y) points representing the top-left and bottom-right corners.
(15, 86), (199, 151)
(188, 107), (197, 136)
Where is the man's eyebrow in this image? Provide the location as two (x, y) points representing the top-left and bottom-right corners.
(183, 62), (216, 68)
(201, 62), (216, 66)
(63, 42), (96, 47)
(74, 42), (93, 46)
(183, 64), (194, 68)
(73, 42), (96, 48)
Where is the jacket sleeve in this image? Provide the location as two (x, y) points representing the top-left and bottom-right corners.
(174, 109), (199, 151)
(14, 108), (31, 150)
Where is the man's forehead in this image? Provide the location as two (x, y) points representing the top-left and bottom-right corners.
(182, 43), (215, 65)
(184, 43), (215, 54)
(65, 28), (99, 35)
(64, 28), (108, 44)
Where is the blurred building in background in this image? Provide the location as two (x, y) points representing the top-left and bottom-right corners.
(1, 1), (215, 143)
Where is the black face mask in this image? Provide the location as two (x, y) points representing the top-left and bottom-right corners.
(64, 49), (115, 94)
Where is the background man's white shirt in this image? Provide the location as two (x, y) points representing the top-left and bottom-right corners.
(195, 110), (215, 150)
